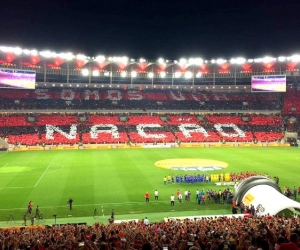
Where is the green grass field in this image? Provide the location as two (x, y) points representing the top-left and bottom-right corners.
(0, 147), (299, 225)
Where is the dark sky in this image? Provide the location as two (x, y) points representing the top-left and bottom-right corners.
(1, 0), (300, 59)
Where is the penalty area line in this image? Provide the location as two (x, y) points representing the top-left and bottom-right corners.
(34, 157), (55, 187)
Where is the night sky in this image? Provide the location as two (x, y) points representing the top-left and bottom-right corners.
(1, 0), (300, 59)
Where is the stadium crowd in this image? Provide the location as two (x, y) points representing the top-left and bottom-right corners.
(1, 215), (300, 250)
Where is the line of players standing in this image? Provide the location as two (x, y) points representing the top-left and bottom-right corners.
(144, 188), (223, 206)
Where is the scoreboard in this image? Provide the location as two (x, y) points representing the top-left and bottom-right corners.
(0, 68), (36, 89)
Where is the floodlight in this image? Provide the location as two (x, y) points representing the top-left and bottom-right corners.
(188, 58), (194, 64)
(211, 59), (216, 64)
(179, 58), (187, 65)
(194, 58), (203, 65)
(184, 71), (193, 79)
(40, 50), (55, 58)
(254, 58), (263, 63)
(13, 47), (22, 55)
(148, 72), (154, 78)
(23, 49), (31, 55)
(121, 56), (128, 64)
(131, 71), (137, 77)
(121, 71), (127, 77)
(174, 72), (181, 78)
(216, 58), (226, 64)
(77, 54), (87, 60)
(230, 57), (246, 64)
(92, 70), (99, 77)
(0, 46), (11, 52)
(290, 54), (300, 62)
(95, 55), (105, 62)
(262, 56), (276, 63)
(81, 69), (89, 76)
(278, 56), (286, 62)
(139, 58), (146, 63)
(65, 53), (75, 61)
(160, 71), (166, 78)
(158, 58), (164, 64)
(30, 50), (38, 56)
(248, 59), (254, 63)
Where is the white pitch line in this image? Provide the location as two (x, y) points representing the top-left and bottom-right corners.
(0, 201), (171, 211)
(0, 152), (8, 158)
(1, 163), (8, 168)
(34, 157), (55, 187)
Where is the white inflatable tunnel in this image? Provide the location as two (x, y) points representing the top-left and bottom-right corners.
(233, 176), (300, 215)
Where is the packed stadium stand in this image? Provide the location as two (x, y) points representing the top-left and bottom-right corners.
(0, 215), (299, 250)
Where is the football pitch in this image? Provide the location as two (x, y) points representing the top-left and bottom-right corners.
(0, 147), (299, 225)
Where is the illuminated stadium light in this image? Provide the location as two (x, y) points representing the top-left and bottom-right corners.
(158, 58), (164, 64)
(81, 68), (89, 76)
(92, 70), (100, 77)
(184, 71), (193, 79)
(174, 72), (182, 78)
(139, 58), (146, 63)
(40, 50), (57, 58)
(262, 56), (276, 63)
(216, 58), (226, 64)
(230, 57), (246, 64)
(23, 49), (31, 55)
(248, 59), (254, 63)
(194, 58), (204, 65)
(148, 72), (154, 78)
(188, 58), (203, 65)
(13, 47), (23, 55)
(254, 58), (263, 63)
(57, 52), (75, 60)
(108, 56), (128, 63)
(160, 71), (166, 78)
(95, 55), (105, 62)
(76, 54), (87, 60)
(30, 50), (38, 56)
(179, 58), (187, 65)
(121, 56), (128, 64)
(278, 56), (286, 62)
(211, 59), (216, 64)
(131, 71), (137, 77)
(196, 72), (202, 78)
(290, 54), (300, 62)
(120, 71), (127, 77)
